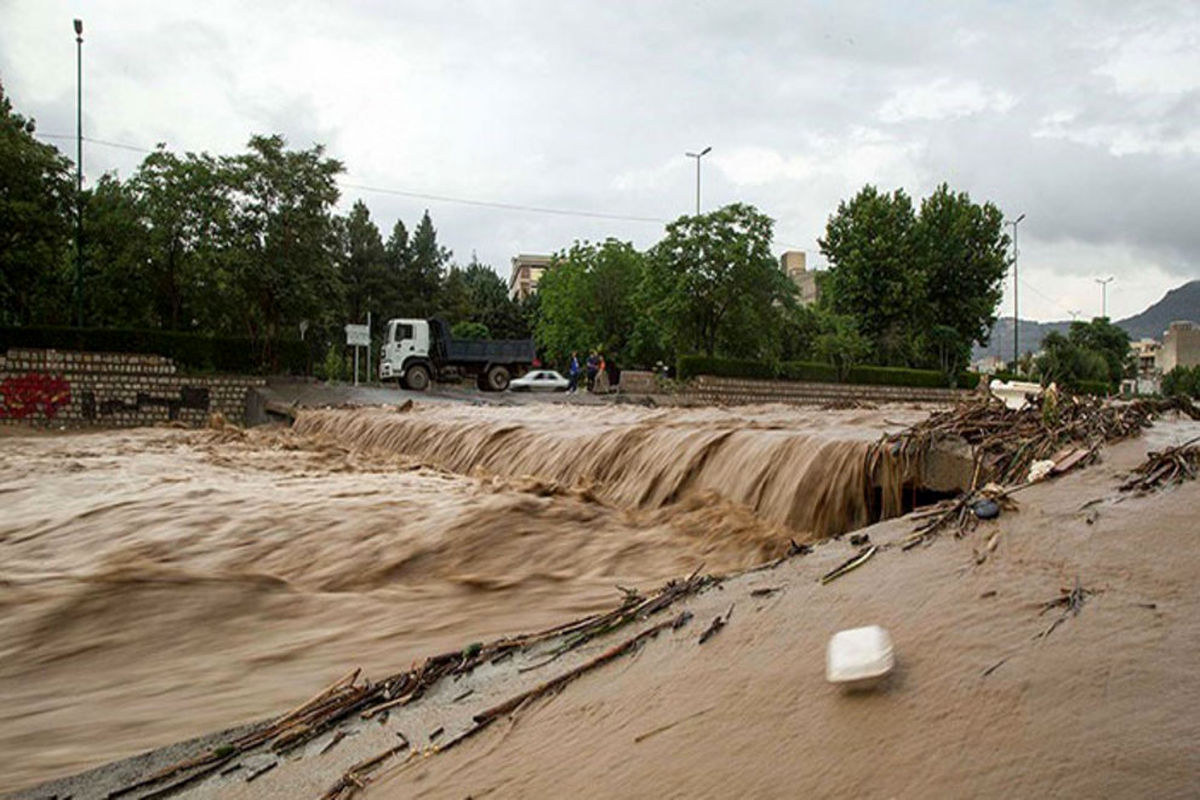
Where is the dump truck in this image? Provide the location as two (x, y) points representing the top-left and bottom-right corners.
(379, 317), (536, 391)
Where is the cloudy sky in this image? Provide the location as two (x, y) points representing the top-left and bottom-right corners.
(3, 0), (1198, 322)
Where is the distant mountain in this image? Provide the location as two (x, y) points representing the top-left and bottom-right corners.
(1115, 279), (1200, 341)
(973, 318), (1070, 362)
(973, 279), (1200, 361)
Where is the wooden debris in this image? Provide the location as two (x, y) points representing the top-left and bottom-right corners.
(319, 744), (410, 800)
(108, 570), (715, 799)
(244, 759), (277, 783)
(981, 657), (1009, 678)
(1036, 577), (1093, 641)
(786, 539), (813, 556)
(319, 730), (347, 756)
(1119, 437), (1200, 495)
(820, 545), (878, 585)
(455, 610), (692, 750)
(749, 586), (782, 598)
(876, 395), (1193, 549)
(699, 605), (734, 644)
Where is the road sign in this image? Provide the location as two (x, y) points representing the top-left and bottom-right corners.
(345, 324), (370, 347)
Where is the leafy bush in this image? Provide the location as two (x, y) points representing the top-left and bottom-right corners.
(1072, 379), (1113, 397)
(451, 321), (490, 340)
(677, 354), (981, 389)
(776, 361), (839, 383)
(1162, 365), (1200, 398)
(677, 356), (775, 381)
(0, 326), (309, 374)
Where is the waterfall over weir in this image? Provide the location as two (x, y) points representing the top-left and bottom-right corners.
(294, 404), (926, 540)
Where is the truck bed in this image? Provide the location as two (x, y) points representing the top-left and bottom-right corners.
(444, 338), (536, 363)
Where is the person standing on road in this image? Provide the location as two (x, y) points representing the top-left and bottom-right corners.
(586, 351), (599, 392)
(567, 351), (581, 393)
(594, 353), (609, 394)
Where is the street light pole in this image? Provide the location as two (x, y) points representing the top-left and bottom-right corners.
(74, 18), (84, 327)
(1007, 213), (1025, 371)
(685, 146), (711, 216)
(1095, 276), (1114, 319)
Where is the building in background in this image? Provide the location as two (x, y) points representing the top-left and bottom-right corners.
(971, 354), (1007, 375)
(1156, 321), (1200, 373)
(780, 251), (819, 306)
(1130, 338), (1162, 375)
(508, 254), (554, 301)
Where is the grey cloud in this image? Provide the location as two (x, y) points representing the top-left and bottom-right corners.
(2, 0), (1198, 320)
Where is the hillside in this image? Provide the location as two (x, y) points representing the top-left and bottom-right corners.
(974, 279), (1200, 361)
(1117, 279), (1200, 340)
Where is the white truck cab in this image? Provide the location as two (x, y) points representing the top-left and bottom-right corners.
(379, 316), (535, 391)
(379, 319), (430, 384)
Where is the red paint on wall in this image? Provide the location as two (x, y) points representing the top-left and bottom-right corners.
(0, 373), (72, 420)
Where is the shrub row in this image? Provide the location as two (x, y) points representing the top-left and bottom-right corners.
(1072, 379), (1113, 397)
(0, 326), (310, 374)
(677, 355), (981, 390)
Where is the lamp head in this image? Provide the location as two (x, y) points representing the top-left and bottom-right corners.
(74, 18), (83, 36)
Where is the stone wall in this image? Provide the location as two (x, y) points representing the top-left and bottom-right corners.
(0, 348), (265, 427)
(683, 374), (970, 405)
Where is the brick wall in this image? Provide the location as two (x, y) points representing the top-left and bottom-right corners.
(683, 374), (969, 405)
(0, 348), (265, 427)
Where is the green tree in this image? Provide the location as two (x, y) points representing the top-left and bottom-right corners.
(227, 135), (344, 357)
(1067, 317), (1131, 386)
(461, 257), (528, 339)
(536, 239), (643, 364)
(127, 146), (235, 331)
(812, 312), (871, 380)
(337, 199), (388, 325)
(912, 184), (1009, 365)
(436, 264), (473, 323)
(82, 173), (154, 328)
(451, 320), (490, 339)
(0, 82), (74, 325)
(641, 204), (792, 359)
(405, 210), (451, 316)
(818, 186), (920, 364)
(819, 183), (1010, 369)
(1035, 331), (1110, 389)
(1162, 365), (1200, 399)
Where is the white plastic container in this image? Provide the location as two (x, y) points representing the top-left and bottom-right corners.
(989, 379), (1043, 411)
(826, 625), (895, 690)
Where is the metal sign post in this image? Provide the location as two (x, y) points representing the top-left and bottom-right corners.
(345, 324), (370, 386)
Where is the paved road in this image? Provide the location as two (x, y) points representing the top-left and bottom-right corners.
(248, 378), (642, 424)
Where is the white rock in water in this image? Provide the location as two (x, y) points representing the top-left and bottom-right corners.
(827, 625), (895, 690)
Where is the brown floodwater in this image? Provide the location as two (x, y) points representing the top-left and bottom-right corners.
(0, 403), (926, 790)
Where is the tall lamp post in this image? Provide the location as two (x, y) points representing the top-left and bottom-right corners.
(685, 146), (711, 216)
(1007, 213), (1025, 371)
(74, 18), (84, 327)
(1095, 276), (1114, 319)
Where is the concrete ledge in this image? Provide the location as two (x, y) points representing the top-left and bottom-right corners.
(684, 374), (969, 405)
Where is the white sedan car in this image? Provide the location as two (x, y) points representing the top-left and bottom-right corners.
(508, 369), (570, 392)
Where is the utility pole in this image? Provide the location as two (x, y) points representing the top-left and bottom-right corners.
(74, 18), (84, 327)
(1095, 277), (1114, 319)
(685, 146), (711, 216)
(1007, 213), (1025, 371)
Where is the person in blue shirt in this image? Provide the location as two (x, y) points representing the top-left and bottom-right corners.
(567, 351), (581, 393)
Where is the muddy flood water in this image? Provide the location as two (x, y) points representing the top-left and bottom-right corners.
(0, 403), (927, 790)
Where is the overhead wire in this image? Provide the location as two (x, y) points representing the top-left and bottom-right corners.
(32, 132), (843, 252)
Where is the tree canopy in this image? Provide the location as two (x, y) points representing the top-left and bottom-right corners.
(0, 82), (74, 326)
(639, 203), (794, 360)
(820, 183), (1009, 373)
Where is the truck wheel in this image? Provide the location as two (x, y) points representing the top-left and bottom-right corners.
(485, 365), (511, 392)
(405, 364), (431, 391)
